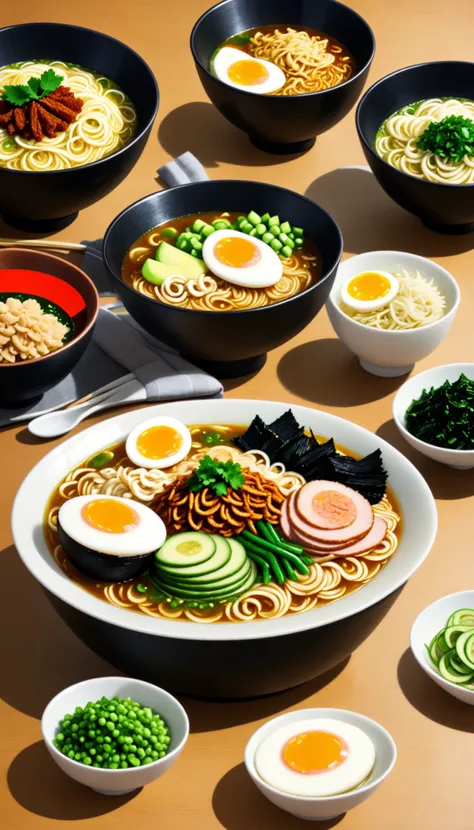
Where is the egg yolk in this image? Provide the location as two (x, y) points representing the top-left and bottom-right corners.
(136, 425), (182, 460)
(228, 59), (269, 86)
(214, 236), (261, 268)
(283, 731), (348, 774)
(347, 272), (392, 302)
(82, 499), (139, 534)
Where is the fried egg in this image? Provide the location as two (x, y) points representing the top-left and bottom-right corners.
(212, 47), (286, 94)
(254, 718), (376, 797)
(58, 494), (166, 556)
(125, 417), (192, 469)
(202, 229), (282, 288)
(340, 270), (399, 312)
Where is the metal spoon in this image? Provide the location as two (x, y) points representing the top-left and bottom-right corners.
(28, 379), (145, 438)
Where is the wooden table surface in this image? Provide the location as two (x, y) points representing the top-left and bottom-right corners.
(2, 1), (474, 828)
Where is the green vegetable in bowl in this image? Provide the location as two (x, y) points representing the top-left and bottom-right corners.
(53, 695), (171, 768)
(417, 115), (474, 163)
(88, 450), (114, 469)
(405, 373), (474, 450)
(187, 455), (245, 497)
(426, 609), (474, 687)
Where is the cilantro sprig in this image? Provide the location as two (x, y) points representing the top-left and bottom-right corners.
(2, 69), (63, 107)
(417, 115), (474, 164)
(187, 456), (245, 497)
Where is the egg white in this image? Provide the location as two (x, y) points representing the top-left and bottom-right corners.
(202, 229), (282, 288)
(125, 416), (192, 469)
(212, 47), (286, 94)
(254, 718), (376, 797)
(340, 271), (399, 312)
(58, 495), (166, 557)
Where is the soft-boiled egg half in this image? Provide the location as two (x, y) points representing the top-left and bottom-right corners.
(58, 494), (167, 581)
(202, 229), (282, 288)
(254, 718), (376, 797)
(126, 417), (192, 469)
(212, 47), (286, 94)
(340, 271), (399, 312)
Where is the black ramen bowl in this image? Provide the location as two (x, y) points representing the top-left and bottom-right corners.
(0, 248), (98, 405)
(190, 0), (375, 154)
(0, 23), (159, 232)
(103, 180), (343, 378)
(357, 61), (474, 234)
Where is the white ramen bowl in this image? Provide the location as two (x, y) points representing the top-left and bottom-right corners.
(41, 676), (189, 794)
(11, 400), (437, 698)
(410, 591), (474, 706)
(393, 363), (474, 469)
(245, 707), (397, 821)
(326, 251), (460, 377)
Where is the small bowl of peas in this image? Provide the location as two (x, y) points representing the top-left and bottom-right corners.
(41, 676), (189, 796)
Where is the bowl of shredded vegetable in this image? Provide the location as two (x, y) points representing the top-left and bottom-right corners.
(393, 363), (474, 468)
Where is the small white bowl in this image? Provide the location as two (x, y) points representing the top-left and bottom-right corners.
(326, 251), (460, 377)
(393, 363), (474, 469)
(41, 676), (189, 796)
(410, 591), (474, 706)
(244, 708), (396, 821)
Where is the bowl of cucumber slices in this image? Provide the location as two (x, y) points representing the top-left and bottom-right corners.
(410, 591), (474, 705)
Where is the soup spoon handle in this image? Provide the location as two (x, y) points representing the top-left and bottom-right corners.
(28, 380), (145, 438)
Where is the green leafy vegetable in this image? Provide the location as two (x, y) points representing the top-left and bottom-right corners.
(405, 373), (474, 450)
(227, 33), (252, 46)
(187, 455), (245, 496)
(417, 115), (474, 164)
(2, 69), (63, 106)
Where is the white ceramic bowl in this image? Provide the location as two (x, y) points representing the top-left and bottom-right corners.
(393, 363), (474, 469)
(12, 400), (437, 697)
(410, 591), (474, 706)
(41, 676), (189, 795)
(245, 708), (397, 821)
(326, 251), (460, 377)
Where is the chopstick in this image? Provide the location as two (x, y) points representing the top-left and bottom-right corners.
(0, 238), (87, 252)
(66, 373), (136, 408)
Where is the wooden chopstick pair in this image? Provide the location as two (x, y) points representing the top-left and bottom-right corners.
(0, 238), (86, 252)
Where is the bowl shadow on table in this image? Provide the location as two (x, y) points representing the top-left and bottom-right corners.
(182, 658), (350, 734)
(277, 338), (402, 406)
(376, 419), (474, 500)
(305, 168), (474, 257)
(213, 763), (345, 830)
(158, 102), (304, 170)
(7, 740), (139, 820)
(397, 649), (474, 732)
(0, 541), (350, 726)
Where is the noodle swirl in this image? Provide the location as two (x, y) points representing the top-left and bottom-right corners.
(0, 61), (137, 171)
(375, 98), (474, 184)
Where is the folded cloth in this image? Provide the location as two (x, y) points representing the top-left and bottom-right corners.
(157, 151), (209, 188)
(0, 307), (223, 428)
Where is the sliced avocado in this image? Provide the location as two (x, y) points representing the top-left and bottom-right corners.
(155, 241), (206, 276)
(142, 258), (181, 285)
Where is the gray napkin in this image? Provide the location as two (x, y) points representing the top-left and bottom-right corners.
(158, 151), (209, 188)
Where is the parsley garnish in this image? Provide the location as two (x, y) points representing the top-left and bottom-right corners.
(2, 69), (63, 107)
(417, 115), (474, 164)
(187, 456), (245, 497)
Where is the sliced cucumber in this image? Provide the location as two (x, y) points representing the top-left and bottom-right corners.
(447, 608), (474, 628)
(436, 632), (450, 654)
(438, 652), (474, 684)
(157, 535), (231, 576)
(455, 631), (474, 670)
(160, 538), (247, 584)
(449, 652), (474, 675)
(444, 625), (472, 649)
(162, 561), (252, 592)
(429, 636), (444, 665)
(157, 563), (256, 600)
(155, 532), (216, 568)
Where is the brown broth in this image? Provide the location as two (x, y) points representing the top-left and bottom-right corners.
(121, 212), (321, 306)
(44, 424), (401, 623)
(217, 24), (356, 93)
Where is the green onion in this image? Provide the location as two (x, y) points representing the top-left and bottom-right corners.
(417, 115), (474, 164)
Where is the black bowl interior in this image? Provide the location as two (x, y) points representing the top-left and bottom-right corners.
(192, 0), (375, 83)
(358, 61), (474, 149)
(0, 23), (157, 137)
(104, 179), (343, 288)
